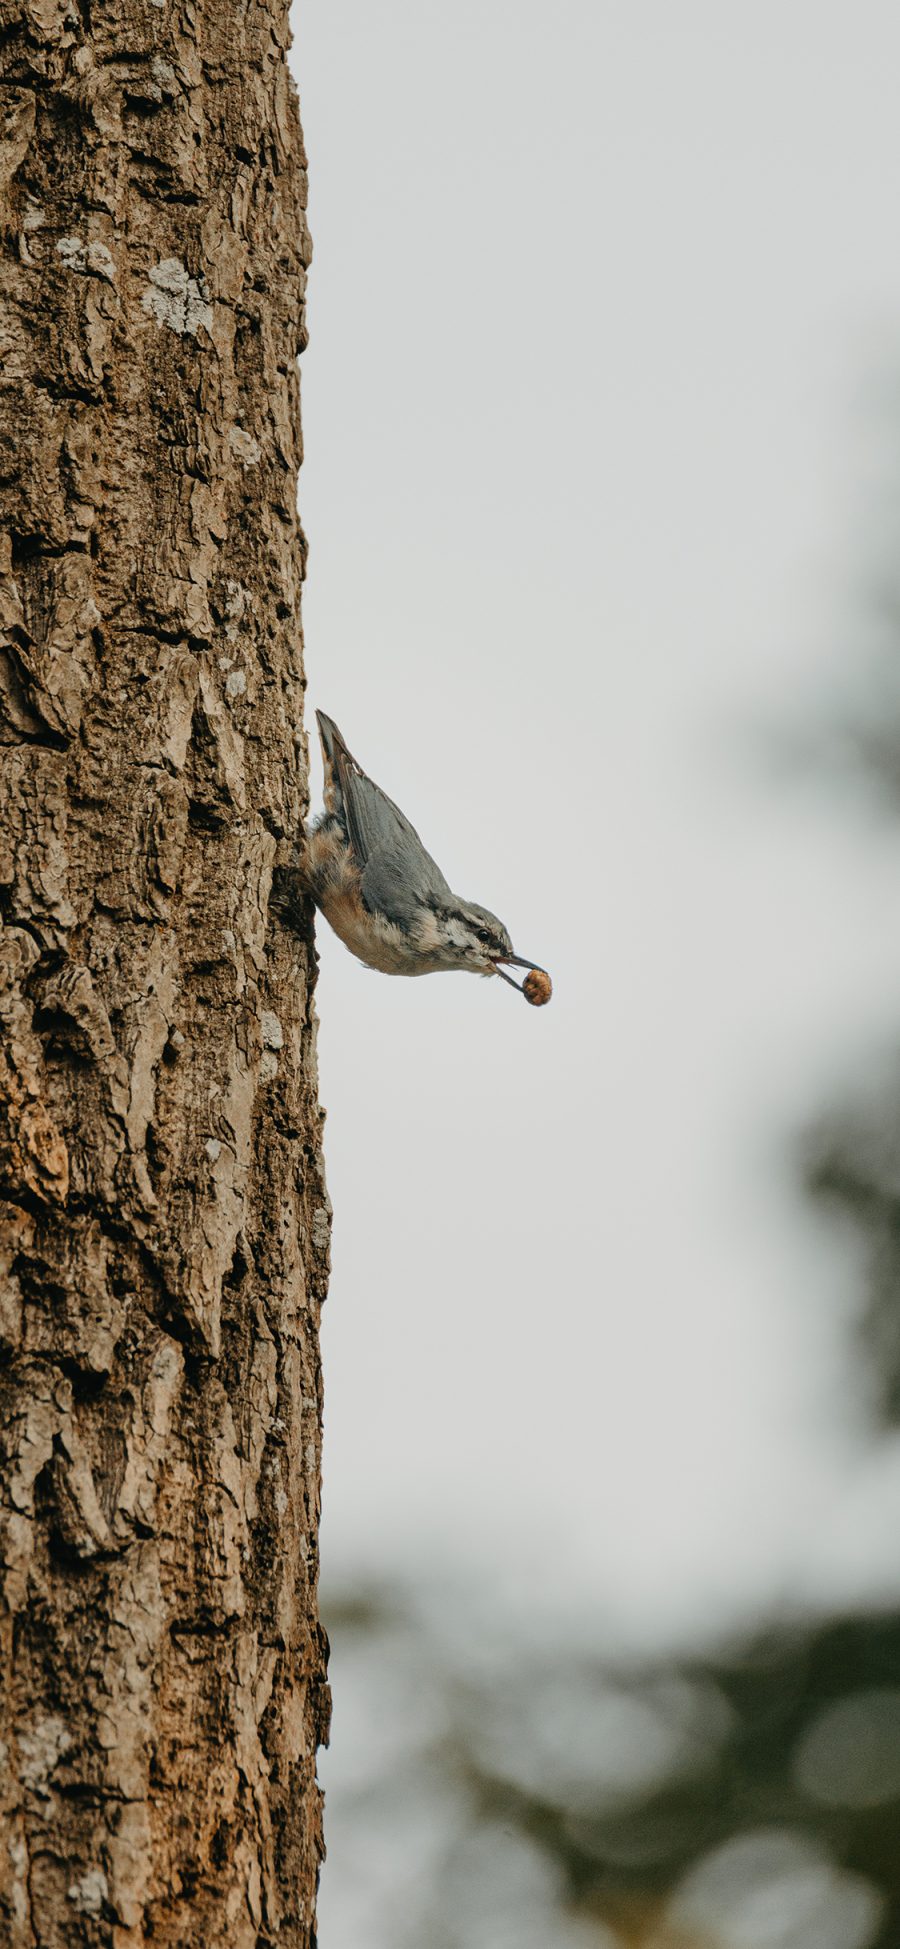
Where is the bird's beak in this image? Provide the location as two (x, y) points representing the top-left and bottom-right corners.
(493, 953), (545, 993)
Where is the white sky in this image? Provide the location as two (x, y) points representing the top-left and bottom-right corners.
(290, 1), (900, 1651)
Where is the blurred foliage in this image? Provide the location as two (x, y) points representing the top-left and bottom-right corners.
(322, 1586), (900, 1949)
(805, 1065), (900, 1428)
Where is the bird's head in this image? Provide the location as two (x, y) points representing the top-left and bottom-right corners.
(426, 898), (539, 991)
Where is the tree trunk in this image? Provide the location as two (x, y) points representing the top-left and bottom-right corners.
(0, 0), (329, 1943)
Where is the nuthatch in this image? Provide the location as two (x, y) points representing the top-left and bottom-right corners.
(293, 712), (551, 1001)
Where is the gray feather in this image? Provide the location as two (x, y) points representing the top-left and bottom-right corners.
(316, 711), (453, 928)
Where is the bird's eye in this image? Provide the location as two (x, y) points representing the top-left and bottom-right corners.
(476, 928), (494, 947)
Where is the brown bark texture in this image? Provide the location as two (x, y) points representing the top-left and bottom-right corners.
(0, 0), (330, 1941)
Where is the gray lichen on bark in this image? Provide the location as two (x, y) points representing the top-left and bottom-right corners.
(0, 0), (330, 1941)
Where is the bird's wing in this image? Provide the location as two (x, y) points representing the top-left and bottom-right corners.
(316, 712), (452, 925)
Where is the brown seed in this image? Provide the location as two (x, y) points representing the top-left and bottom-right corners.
(522, 967), (552, 1007)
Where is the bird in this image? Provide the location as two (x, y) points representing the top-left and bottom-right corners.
(288, 710), (550, 999)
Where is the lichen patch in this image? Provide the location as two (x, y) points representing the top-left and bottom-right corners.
(56, 237), (116, 283)
(228, 425), (261, 466)
(142, 258), (212, 337)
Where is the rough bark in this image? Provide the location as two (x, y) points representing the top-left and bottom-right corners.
(0, 0), (330, 1943)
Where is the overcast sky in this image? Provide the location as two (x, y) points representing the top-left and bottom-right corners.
(290, 1), (900, 1652)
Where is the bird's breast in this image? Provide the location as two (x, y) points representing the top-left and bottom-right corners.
(318, 885), (423, 975)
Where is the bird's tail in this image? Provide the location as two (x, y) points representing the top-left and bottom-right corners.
(316, 710), (358, 816)
(315, 710), (348, 768)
